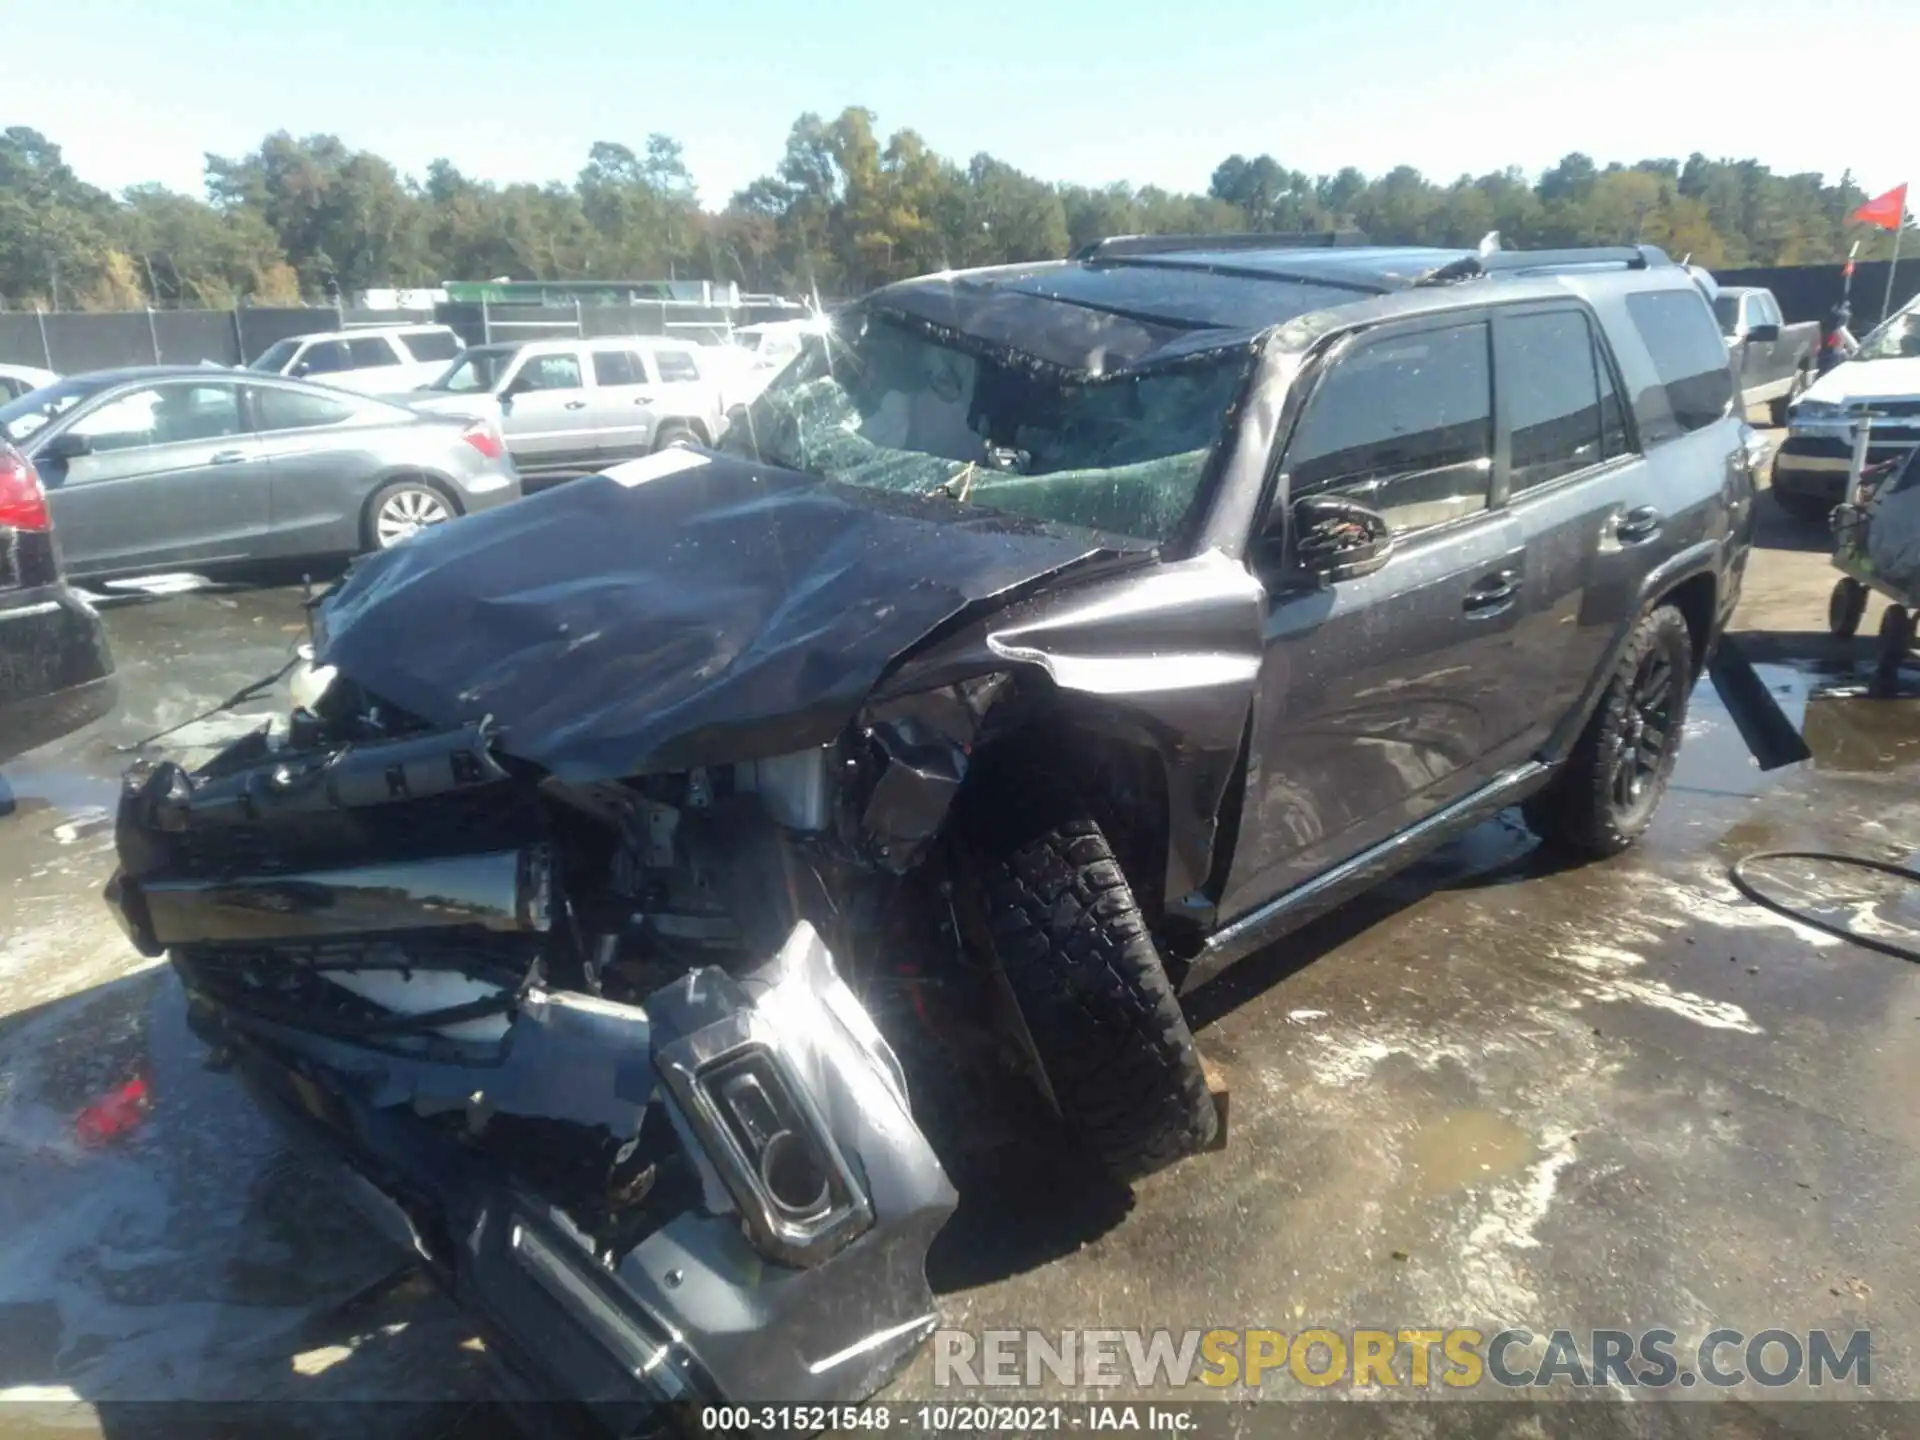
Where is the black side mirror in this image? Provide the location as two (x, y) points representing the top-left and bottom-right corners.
(1292, 493), (1393, 581)
(39, 431), (92, 462)
(1747, 323), (1781, 344)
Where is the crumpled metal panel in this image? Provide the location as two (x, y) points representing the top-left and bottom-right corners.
(310, 455), (1118, 781)
(194, 921), (957, 1411)
(875, 548), (1266, 903)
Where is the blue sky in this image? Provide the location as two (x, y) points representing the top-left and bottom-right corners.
(10, 0), (1916, 208)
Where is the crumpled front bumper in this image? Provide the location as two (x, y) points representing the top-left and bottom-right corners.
(120, 892), (957, 1418)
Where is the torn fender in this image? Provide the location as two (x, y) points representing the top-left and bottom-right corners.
(873, 548), (1266, 902)
(312, 454), (1144, 780)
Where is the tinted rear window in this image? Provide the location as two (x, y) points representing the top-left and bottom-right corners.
(1624, 290), (1735, 443)
(253, 386), (358, 431)
(1499, 310), (1610, 491)
(401, 331), (461, 362)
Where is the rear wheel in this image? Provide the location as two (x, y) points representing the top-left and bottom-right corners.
(364, 478), (456, 551)
(965, 817), (1217, 1182)
(1525, 605), (1694, 858)
(1829, 577), (1868, 641)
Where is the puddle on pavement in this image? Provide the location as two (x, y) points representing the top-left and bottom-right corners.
(0, 763), (120, 823)
(1402, 1109), (1534, 1198)
(1681, 661), (1917, 800)
(1803, 692), (1920, 773)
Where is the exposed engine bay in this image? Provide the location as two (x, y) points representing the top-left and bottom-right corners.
(103, 678), (987, 1409)
(100, 633), (1129, 1413)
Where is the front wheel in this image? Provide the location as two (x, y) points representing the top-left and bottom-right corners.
(1525, 605), (1694, 858)
(966, 818), (1217, 1181)
(364, 479), (456, 551)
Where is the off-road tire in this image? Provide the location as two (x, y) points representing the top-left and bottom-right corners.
(971, 818), (1217, 1181)
(1524, 605), (1694, 858)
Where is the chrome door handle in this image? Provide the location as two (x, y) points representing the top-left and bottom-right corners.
(209, 450), (249, 464)
(1463, 569), (1521, 616)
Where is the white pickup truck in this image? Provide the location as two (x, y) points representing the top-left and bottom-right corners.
(1772, 294), (1920, 520)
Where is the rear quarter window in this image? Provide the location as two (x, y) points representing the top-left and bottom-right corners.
(654, 349), (700, 382)
(1623, 289), (1735, 444)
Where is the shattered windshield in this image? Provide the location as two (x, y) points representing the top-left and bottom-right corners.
(717, 313), (1249, 543)
(1856, 310), (1920, 362)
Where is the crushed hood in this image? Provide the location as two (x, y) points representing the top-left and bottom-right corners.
(314, 451), (1128, 779)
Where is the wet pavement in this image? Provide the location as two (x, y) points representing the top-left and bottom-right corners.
(2, 470), (1918, 1434)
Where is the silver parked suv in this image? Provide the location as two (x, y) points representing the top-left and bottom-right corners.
(406, 336), (729, 483)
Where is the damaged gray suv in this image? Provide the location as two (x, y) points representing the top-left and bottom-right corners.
(103, 235), (1753, 1419)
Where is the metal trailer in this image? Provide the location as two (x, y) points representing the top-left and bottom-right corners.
(1825, 414), (1918, 690)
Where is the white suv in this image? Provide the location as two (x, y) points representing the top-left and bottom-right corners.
(404, 336), (729, 484)
(247, 325), (465, 395)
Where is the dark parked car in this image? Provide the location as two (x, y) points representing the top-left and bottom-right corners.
(104, 238), (1753, 1421)
(0, 367), (521, 580)
(1, 443), (115, 765)
(1710, 283), (1818, 425)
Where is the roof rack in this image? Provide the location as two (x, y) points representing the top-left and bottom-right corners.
(1076, 230), (1370, 261)
(1416, 244), (1674, 286)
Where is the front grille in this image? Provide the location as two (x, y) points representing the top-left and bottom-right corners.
(1781, 435), (1918, 461)
(1865, 399), (1920, 420)
(160, 785), (542, 878)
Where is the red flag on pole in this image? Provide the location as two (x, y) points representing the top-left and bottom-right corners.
(1850, 183), (1908, 231)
